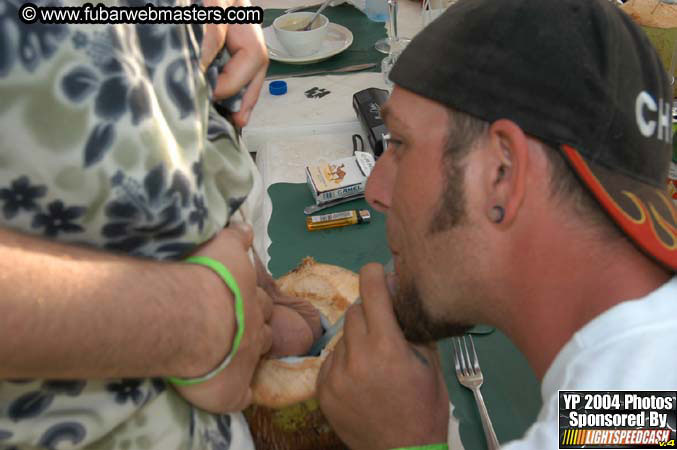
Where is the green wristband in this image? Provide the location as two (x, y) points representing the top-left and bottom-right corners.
(391, 444), (449, 450)
(166, 256), (245, 386)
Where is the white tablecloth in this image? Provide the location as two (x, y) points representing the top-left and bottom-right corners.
(245, 1), (422, 255)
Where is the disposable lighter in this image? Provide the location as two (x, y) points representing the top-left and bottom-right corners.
(306, 209), (371, 231)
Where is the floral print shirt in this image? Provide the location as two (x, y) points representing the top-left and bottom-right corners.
(0, 0), (258, 448)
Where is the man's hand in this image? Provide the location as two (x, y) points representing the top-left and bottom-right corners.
(200, 0), (268, 128)
(200, 0), (231, 73)
(213, 0), (268, 128)
(317, 263), (450, 450)
(253, 252), (323, 357)
(173, 223), (273, 413)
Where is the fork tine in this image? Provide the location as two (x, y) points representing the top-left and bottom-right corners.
(468, 335), (480, 372)
(461, 335), (473, 376)
(452, 338), (462, 373)
(457, 337), (468, 376)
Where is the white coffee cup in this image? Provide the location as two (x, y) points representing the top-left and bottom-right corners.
(273, 12), (329, 57)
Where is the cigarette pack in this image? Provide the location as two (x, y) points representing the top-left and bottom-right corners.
(305, 151), (375, 205)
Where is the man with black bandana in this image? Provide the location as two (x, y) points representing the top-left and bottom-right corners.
(316, 0), (677, 448)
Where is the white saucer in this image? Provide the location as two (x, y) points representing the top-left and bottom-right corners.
(263, 23), (354, 65)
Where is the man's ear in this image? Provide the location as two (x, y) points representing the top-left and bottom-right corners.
(482, 119), (529, 227)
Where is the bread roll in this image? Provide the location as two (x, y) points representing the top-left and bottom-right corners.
(245, 257), (359, 450)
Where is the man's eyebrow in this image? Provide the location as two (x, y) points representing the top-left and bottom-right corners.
(380, 104), (409, 133)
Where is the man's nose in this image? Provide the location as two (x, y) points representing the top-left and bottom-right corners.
(365, 152), (395, 213)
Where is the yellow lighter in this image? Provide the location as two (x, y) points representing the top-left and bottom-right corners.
(306, 209), (371, 231)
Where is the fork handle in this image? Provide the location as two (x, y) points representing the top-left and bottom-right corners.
(471, 387), (500, 450)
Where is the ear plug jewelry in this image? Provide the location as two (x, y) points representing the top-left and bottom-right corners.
(489, 206), (505, 223)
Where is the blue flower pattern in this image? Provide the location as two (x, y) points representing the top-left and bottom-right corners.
(106, 379), (146, 406)
(60, 27), (155, 166)
(0, 0), (243, 448)
(7, 381), (86, 422)
(38, 422), (87, 448)
(189, 194), (209, 232)
(57, 0), (207, 167)
(102, 166), (199, 259)
(0, 176), (86, 237)
(0, 176), (46, 220)
(32, 200), (86, 237)
(0, 0), (68, 77)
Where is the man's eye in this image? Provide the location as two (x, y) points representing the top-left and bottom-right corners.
(382, 133), (403, 152)
(387, 139), (404, 155)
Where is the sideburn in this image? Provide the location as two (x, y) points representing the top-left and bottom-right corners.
(428, 154), (468, 234)
(428, 107), (488, 234)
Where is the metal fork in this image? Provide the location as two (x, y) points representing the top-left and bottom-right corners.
(453, 335), (500, 450)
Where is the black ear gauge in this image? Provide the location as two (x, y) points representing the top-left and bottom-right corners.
(489, 206), (505, 223)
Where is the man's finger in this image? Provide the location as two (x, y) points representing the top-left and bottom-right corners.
(342, 302), (368, 350)
(213, 59), (253, 100)
(256, 287), (273, 322)
(316, 347), (335, 389)
(231, 65), (266, 128)
(200, 23), (227, 71)
(225, 221), (253, 249)
(359, 263), (403, 337)
(330, 335), (347, 369)
(213, 25), (266, 99)
(239, 388), (253, 411)
(252, 248), (273, 290)
(260, 323), (273, 355)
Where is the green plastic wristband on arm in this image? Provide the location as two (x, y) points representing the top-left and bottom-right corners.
(391, 444), (449, 450)
(166, 256), (245, 386)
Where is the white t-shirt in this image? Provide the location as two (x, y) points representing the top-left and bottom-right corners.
(501, 276), (677, 450)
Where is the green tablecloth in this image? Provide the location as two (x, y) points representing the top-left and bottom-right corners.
(266, 182), (543, 449)
(263, 5), (387, 78)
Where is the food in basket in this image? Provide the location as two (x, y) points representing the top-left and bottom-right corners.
(245, 258), (359, 450)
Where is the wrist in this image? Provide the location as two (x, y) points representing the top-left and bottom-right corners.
(173, 261), (236, 378)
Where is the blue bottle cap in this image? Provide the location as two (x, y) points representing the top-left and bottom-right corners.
(269, 80), (287, 96)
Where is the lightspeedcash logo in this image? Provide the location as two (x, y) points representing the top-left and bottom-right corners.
(559, 391), (677, 449)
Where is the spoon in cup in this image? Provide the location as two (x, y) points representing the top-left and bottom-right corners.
(301, 0), (332, 30)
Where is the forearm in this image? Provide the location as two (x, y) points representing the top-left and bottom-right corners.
(0, 227), (234, 379)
